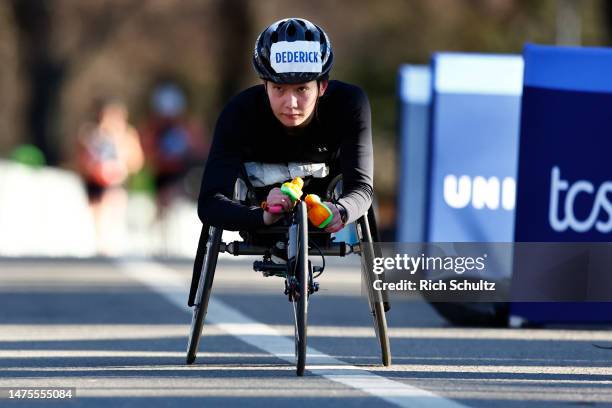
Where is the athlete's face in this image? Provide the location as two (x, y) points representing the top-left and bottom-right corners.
(265, 80), (328, 128)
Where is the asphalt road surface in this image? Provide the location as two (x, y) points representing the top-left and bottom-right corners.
(0, 256), (611, 407)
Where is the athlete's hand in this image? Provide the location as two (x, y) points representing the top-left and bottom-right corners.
(323, 202), (344, 233)
(263, 187), (292, 225)
(266, 187), (294, 212)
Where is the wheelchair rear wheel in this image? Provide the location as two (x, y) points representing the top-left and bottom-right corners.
(186, 226), (222, 364)
(357, 210), (392, 366)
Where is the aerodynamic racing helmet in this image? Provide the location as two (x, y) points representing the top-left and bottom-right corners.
(253, 18), (334, 84)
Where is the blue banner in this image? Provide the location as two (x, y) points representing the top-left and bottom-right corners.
(396, 65), (431, 242)
(511, 44), (612, 325)
(515, 44), (612, 242)
(427, 53), (523, 245)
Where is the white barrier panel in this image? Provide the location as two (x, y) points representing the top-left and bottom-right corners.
(0, 160), (257, 258)
(0, 160), (96, 257)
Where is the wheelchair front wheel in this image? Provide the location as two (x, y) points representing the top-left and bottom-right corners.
(186, 226), (222, 364)
(289, 201), (309, 376)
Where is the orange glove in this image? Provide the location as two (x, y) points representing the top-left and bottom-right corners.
(305, 195), (344, 232)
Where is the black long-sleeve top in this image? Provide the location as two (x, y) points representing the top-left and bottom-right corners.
(198, 80), (373, 231)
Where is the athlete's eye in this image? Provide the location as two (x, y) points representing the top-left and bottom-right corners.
(298, 86), (308, 92)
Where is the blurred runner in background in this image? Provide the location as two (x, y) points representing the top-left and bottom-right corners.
(76, 98), (144, 255)
(140, 83), (208, 220)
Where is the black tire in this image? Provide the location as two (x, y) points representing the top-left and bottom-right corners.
(186, 226), (222, 364)
(365, 205), (390, 312)
(292, 201), (309, 376)
(357, 213), (392, 366)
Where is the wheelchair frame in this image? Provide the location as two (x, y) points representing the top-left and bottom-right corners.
(186, 176), (391, 376)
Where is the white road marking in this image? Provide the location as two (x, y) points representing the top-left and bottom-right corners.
(119, 260), (470, 408)
(4, 323), (612, 342)
(0, 350), (274, 359)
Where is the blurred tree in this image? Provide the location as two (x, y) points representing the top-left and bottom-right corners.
(0, 2), (20, 155)
(215, 0), (253, 105)
(9, 0), (141, 165)
(605, 0), (612, 45)
(556, 0), (581, 45)
(10, 0), (64, 165)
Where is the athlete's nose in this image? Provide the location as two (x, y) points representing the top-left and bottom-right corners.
(287, 93), (298, 109)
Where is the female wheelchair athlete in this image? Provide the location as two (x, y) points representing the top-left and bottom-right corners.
(185, 172), (391, 376)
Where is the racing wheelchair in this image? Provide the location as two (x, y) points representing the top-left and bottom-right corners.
(185, 170), (391, 376)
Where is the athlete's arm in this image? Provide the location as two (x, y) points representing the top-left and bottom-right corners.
(335, 87), (374, 224)
(197, 102), (266, 231)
